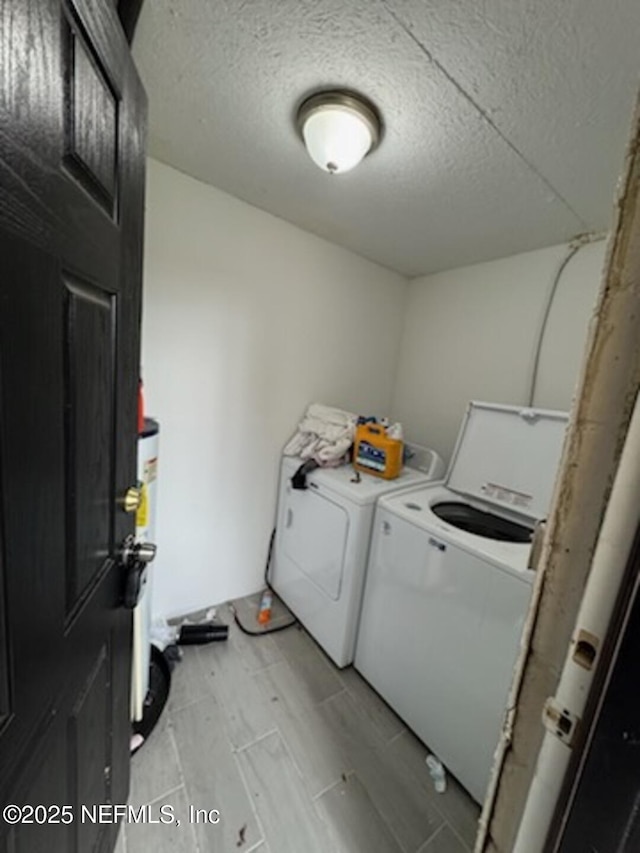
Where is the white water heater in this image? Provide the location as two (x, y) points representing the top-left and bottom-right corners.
(131, 418), (160, 721)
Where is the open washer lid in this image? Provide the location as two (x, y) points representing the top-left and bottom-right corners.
(446, 402), (568, 523)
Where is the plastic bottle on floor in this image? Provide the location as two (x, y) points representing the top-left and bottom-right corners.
(258, 590), (272, 625)
(426, 755), (447, 793)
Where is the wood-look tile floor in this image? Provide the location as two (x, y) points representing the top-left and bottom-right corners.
(118, 594), (480, 853)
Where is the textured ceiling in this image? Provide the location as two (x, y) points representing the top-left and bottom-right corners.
(132, 0), (640, 276)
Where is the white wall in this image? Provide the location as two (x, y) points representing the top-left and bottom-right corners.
(142, 157), (606, 616)
(392, 240), (606, 463)
(142, 159), (407, 618)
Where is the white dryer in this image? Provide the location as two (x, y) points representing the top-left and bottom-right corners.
(271, 445), (444, 668)
(354, 402), (568, 802)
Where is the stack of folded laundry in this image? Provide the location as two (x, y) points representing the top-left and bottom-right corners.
(283, 403), (357, 466)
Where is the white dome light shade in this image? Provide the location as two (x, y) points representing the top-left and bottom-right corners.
(303, 106), (372, 174)
(297, 91), (381, 175)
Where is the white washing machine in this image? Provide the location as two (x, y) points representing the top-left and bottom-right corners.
(271, 444), (445, 667)
(354, 402), (568, 803)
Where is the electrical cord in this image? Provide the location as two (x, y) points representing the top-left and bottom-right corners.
(526, 232), (605, 407)
(230, 528), (298, 636)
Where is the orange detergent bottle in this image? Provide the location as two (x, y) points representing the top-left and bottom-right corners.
(353, 423), (403, 479)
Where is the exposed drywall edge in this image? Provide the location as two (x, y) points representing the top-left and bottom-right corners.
(483, 92), (640, 852)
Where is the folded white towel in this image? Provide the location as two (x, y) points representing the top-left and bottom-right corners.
(283, 403), (357, 465)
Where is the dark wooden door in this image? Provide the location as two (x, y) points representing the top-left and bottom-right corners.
(0, 2), (146, 851)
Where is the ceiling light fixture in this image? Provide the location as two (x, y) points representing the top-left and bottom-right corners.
(296, 90), (382, 175)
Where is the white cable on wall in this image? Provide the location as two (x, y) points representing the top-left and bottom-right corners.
(526, 232), (605, 408)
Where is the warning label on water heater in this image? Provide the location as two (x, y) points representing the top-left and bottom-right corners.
(144, 456), (158, 484)
(136, 483), (149, 529)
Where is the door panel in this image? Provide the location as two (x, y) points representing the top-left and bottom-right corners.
(70, 644), (111, 853)
(63, 6), (119, 214)
(0, 3), (63, 161)
(7, 717), (72, 853)
(64, 276), (116, 617)
(0, 1), (146, 851)
(0, 552), (8, 727)
(0, 237), (67, 758)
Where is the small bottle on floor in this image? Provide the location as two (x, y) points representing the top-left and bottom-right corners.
(257, 590), (272, 625)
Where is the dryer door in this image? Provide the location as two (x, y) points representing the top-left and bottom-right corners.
(281, 483), (349, 600)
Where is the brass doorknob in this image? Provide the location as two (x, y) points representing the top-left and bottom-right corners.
(122, 486), (142, 513)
